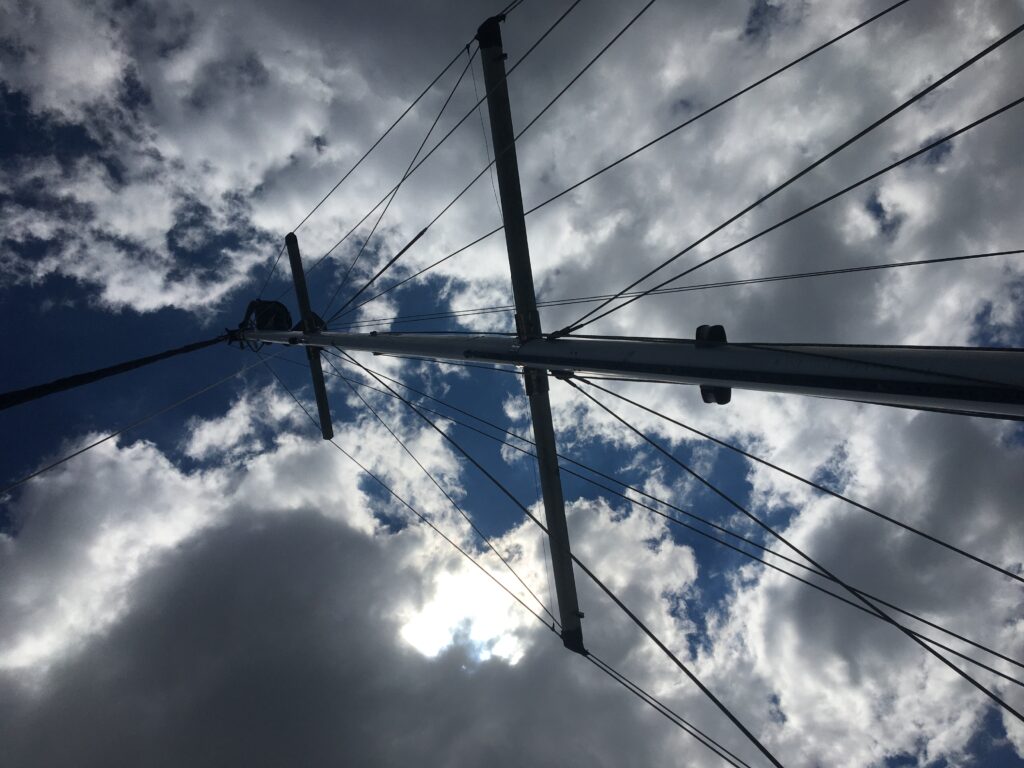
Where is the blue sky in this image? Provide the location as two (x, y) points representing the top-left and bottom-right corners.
(2, 0), (1023, 766)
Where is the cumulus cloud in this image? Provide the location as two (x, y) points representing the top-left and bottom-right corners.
(2, 0), (1023, 765)
(0, 379), (743, 767)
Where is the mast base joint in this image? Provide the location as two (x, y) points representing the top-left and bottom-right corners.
(696, 324), (731, 405)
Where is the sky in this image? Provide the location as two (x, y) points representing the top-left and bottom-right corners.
(1, 0), (1024, 765)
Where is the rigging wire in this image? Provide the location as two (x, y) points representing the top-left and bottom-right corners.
(586, 654), (753, 768)
(295, 57), (464, 235)
(314, 359), (1023, 684)
(331, 250), (1024, 331)
(557, 21), (1024, 336)
(566, 452), (1024, 687)
(311, 351), (1023, 677)
(328, 0), (917, 322)
(0, 333), (227, 412)
(256, 242), (289, 300)
(559, 461), (1024, 686)
(257, 0), (541, 297)
(11, 0), (1017, 755)
(264, 351), (748, 766)
(520, 0), (915, 238)
(258, 353), (555, 628)
(469, 45), (504, 221)
(500, 0), (527, 15)
(319, 47), (479, 320)
(323, 0), (661, 328)
(333, 349), (785, 768)
(560, 93), (1024, 335)
(569, 551), (786, 768)
(255, 48), (469, 297)
(328, 223), (505, 322)
(281, 0), (586, 299)
(0, 352), (277, 499)
(577, 378), (1024, 585)
(321, 355), (560, 627)
(246, 6), (1019, 755)
(565, 379), (1024, 724)
(322, 353), (791, 763)
(75, 0), (1011, 749)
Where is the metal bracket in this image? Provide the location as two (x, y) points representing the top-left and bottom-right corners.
(696, 324), (731, 405)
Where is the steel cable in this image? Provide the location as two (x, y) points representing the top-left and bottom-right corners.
(323, 0), (659, 328)
(557, 21), (1024, 335)
(319, 48), (480, 320)
(281, 0), (586, 299)
(312, 351), (1023, 677)
(567, 379), (1024, 724)
(329, 0), (916, 322)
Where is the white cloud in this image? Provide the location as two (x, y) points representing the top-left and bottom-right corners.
(3, 0), (1023, 765)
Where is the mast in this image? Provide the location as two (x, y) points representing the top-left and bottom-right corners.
(475, 14), (585, 653)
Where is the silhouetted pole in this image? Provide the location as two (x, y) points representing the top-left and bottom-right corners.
(476, 14), (585, 653)
(286, 232), (334, 439)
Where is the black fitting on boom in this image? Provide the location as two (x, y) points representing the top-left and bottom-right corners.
(696, 324), (732, 405)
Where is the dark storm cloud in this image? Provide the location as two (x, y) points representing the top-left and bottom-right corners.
(744, 0), (785, 42)
(2, 0), (1023, 765)
(187, 52), (271, 112)
(0, 510), (703, 768)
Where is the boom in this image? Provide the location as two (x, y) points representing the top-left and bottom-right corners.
(237, 329), (1024, 420)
